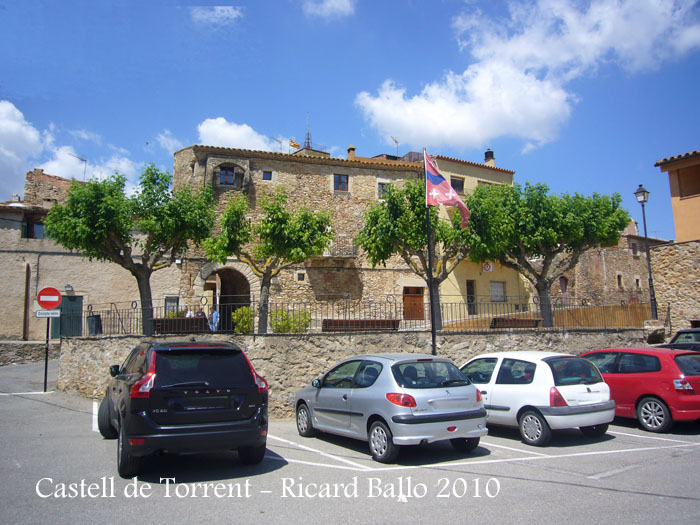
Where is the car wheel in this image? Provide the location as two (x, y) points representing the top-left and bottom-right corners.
(637, 397), (672, 433)
(238, 443), (267, 465)
(519, 410), (552, 446)
(580, 423), (609, 438)
(98, 397), (117, 439)
(296, 403), (315, 437)
(450, 437), (480, 452)
(117, 424), (142, 479)
(368, 421), (399, 463)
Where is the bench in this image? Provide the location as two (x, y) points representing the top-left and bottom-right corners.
(489, 317), (543, 329)
(321, 319), (401, 332)
(151, 317), (210, 334)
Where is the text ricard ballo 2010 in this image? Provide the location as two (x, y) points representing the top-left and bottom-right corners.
(36, 475), (502, 500)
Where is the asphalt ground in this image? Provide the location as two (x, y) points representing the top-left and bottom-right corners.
(2, 361), (700, 524)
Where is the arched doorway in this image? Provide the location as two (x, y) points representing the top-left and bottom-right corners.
(215, 267), (251, 332)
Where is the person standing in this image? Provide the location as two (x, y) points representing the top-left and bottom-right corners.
(209, 307), (219, 331)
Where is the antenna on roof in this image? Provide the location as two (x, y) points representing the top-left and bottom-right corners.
(268, 136), (282, 152)
(67, 152), (88, 181)
(390, 136), (399, 158)
(304, 112), (313, 149)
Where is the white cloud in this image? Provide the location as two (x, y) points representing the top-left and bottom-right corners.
(68, 128), (102, 144)
(302, 0), (356, 18)
(197, 117), (281, 151)
(190, 6), (243, 26)
(38, 146), (139, 184)
(156, 129), (185, 153)
(357, 0), (700, 152)
(0, 100), (44, 199)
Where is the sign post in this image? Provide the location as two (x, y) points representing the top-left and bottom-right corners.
(37, 287), (62, 392)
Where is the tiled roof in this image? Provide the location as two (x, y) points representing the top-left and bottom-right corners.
(434, 154), (515, 174)
(654, 149), (700, 167)
(185, 145), (424, 172)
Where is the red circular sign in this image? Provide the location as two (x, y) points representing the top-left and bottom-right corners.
(37, 287), (62, 310)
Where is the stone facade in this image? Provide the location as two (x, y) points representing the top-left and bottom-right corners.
(172, 145), (527, 321)
(23, 169), (74, 208)
(650, 240), (700, 330)
(58, 330), (647, 417)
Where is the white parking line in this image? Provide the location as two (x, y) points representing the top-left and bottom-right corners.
(0, 391), (54, 396)
(481, 441), (549, 456)
(92, 401), (98, 432)
(608, 430), (694, 444)
(587, 464), (641, 480)
(268, 434), (375, 471)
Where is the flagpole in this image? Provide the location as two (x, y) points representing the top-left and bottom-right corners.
(424, 149), (437, 356)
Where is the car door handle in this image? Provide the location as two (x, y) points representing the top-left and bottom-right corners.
(480, 390), (487, 395)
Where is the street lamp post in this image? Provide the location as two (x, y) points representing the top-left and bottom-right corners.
(634, 184), (658, 320)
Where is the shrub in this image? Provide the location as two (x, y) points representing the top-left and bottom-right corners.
(164, 309), (186, 318)
(269, 309), (311, 333)
(231, 306), (255, 334)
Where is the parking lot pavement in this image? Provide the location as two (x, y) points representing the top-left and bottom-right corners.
(2, 361), (700, 524)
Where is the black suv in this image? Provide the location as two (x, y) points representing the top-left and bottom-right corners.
(98, 341), (268, 478)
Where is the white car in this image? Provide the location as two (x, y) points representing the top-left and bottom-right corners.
(460, 351), (615, 446)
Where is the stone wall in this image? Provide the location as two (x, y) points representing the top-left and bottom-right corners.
(0, 341), (60, 365)
(23, 169), (74, 207)
(650, 240), (700, 329)
(57, 330), (645, 417)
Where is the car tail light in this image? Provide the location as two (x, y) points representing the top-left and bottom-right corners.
(386, 393), (417, 407)
(242, 351), (268, 393)
(130, 353), (157, 399)
(128, 438), (145, 446)
(550, 387), (568, 407)
(674, 378), (695, 392)
(476, 389), (482, 402)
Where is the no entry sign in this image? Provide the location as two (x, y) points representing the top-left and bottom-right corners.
(37, 287), (62, 310)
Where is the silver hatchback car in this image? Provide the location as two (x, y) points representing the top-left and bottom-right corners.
(294, 353), (488, 463)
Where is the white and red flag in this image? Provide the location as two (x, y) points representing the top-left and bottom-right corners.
(424, 150), (470, 228)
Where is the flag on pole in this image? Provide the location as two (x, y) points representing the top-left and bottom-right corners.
(424, 150), (470, 228)
(290, 139), (300, 149)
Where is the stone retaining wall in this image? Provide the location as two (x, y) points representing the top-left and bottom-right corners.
(57, 330), (645, 417)
(0, 341), (60, 366)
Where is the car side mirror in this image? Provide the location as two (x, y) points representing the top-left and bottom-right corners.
(312, 378), (321, 388)
(109, 365), (120, 377)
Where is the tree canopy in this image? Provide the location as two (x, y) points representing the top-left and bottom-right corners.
(355, 177), (471, 328)
(204, 189), (333, 334)
(44, 164), (214, 332)
(466, 182), (631, 326)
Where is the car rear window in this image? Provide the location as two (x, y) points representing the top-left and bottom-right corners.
(154, 349), (254, 389)
(675, 354), (700, 376)
(392, 360), (470, 389)
(671, 332), (700, 343)
(546, 357), (603, 386)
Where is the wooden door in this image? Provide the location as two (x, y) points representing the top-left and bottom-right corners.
(403, 287), (425, 320)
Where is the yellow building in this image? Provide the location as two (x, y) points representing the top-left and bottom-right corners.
(655, 149), (700, 242)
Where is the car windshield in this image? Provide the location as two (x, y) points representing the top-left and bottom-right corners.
(670, 331), (700, 343)
(392, 360), (470, 389)
(154, 349), (254, 389)
(675, 354), (700, 376)
(546, 357), (603, 386)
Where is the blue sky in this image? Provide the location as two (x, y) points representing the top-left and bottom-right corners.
(2, 0), (699, 240)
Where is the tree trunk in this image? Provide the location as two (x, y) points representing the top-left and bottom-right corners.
(257, 271), (272, 335)
(134, 270), (154, 335)
(536, 282), (554, 328)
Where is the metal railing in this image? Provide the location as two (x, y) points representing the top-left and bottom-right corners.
(49, 295), (658, 338)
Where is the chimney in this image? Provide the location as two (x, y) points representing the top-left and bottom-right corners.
(347, 144), (356, 160)
(484, 149), (495, 167)
(11, 193), (20, 202)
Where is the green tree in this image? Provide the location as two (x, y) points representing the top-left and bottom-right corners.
(204, 189), (333, 334)
(44, 164), (215, 334)
(355, 178), (470, 329)
(466, 182), (631, 327)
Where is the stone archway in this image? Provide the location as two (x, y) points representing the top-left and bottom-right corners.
(194, 262), (259, 331)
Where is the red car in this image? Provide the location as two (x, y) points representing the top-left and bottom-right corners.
(581, 348), (700, 432)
